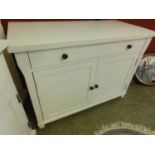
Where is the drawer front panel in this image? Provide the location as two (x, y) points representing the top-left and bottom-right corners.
(28, 39), (146, 69)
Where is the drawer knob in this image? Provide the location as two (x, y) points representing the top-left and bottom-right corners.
(94, 84), (99, 88)
(89, 86), (94, 90)
(62, 53), (68, 60)
(127, 44), (132, 49)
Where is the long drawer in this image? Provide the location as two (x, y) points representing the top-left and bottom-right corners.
(28, 39), (146, 69)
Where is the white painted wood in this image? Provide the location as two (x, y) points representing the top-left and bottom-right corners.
(43, 91), (123, 125)
(28, 39), (146, 69)
(92, 54), (137, 103)
(0, 44), (32, 134)
(7, 21), (155, 127)
(0, 55), (11, 97)
(0, 40), (8, 53)
(15, 53), (44, 126)
(7, 20), (155, 53)
(0, 20), (5, 39)
(121, 38), (152, 94)
(33, 61), (97, 121)
(0, 86), (30, 135)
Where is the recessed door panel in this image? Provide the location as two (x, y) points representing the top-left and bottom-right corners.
(33, 62), (97, 121)
(92, 55), (136, 103)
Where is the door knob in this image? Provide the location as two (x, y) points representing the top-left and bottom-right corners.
(62, 53), (68, 60)
(94, 84), (99, 88)
(89, 86), (94, 90)
(127, 44), (132, 49)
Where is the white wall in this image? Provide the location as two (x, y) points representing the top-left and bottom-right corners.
(0, 20), (5, 39)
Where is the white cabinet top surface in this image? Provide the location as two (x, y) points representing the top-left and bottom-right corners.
(0, 40), (8, 54)
(7, 20), (155, 53)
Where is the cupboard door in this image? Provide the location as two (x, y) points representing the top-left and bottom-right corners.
(33, 61), (97, 121)
(0, 88), (31, 134)
(92, 54), (137, 103)
(0, 55), (10, 98)
(0, 54), (31, 135)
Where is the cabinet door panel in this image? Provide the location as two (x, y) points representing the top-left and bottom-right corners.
(92, 55), (136, 103)
(0, 55), (10, 98)
(0, 54), (31, 135)
(33, 62), (97, 121)
(0, 88), (31, 134)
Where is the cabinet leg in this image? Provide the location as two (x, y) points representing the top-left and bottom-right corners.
(30, 129), (37, 135)
(38, 123), (45, 129)
(121, 92), (126, 98)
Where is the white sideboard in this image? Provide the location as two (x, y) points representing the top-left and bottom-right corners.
(7, 20), (155, 128)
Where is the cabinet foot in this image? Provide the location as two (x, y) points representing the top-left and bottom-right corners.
(30, 129), (37, 135)
(38, 124), (45, 129)
(121, 92), (126, 98)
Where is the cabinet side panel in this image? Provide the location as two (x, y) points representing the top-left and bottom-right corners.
(14, 53), (44, 126)
(122, 38), (152, 94)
